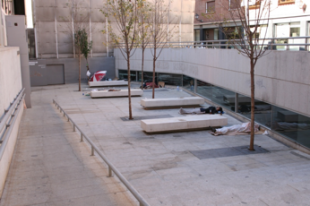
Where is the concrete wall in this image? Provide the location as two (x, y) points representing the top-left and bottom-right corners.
(115, 48), (310, 118)
(0, 47), (22, 113)
(29, 56), (115, 86)
(5, 15), (32, 108)
(33, 0), (195, 58)
(0, 7), (7, 47)
(0, 98), (23, 198)
(0, 47), (24, 198)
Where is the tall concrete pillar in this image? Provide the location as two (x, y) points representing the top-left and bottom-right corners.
(5, 16), (31, 108)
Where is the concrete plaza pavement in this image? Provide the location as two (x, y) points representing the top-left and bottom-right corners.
(0, 84), (137, 206)
(2, 83), (310, 206)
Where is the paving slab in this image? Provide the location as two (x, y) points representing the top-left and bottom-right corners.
(0, 87), (136, 206)
(3, 83), (310, 206)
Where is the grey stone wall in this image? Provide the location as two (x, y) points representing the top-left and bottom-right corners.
(30, 56), (115, 86)
(33, 0), (195, 58)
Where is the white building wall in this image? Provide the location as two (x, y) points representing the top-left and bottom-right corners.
(0, 47), (23, 198)
(115, 48), (310, 118)
(0, 47), (23, 113)
(249, 0), (310, 38)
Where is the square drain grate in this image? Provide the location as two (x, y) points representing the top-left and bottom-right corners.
(190, 145), (269, 159)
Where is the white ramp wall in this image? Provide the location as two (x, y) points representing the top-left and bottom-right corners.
(115, 48), (310, 118)
(0, 47), (23, 198)
(0, 47), (22, 112)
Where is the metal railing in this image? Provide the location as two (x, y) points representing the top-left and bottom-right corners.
(117, 36), (310, 51)
(1, 0), (14, 15)
(52, 99), (149, 206)
(0, 88), (25, 159)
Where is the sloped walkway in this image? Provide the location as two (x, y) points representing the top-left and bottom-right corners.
(0, 87), (136, 206)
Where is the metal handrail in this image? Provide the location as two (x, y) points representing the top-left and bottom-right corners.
(0, 89), (24, 124)
(0, 88), (25, 142)
(115, 36), (310, 50)
(53, 99), (149, 206)
(0, 89), (25, 160)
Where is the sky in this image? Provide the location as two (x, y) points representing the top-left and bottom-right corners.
(25, 0), (33, 28)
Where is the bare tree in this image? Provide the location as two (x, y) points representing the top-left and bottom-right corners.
(149, 0), (172, 98)
(137, 1), (153, 89)
(60, 0), (90, 91)
(221, 0), (271, 150)
(102, 0), (141, 120)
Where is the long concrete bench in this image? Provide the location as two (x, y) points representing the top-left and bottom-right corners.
(91, 89), (142, 98)
(89, 80), (128, 87)
(141, 115), (227, 133)
(140, 97), (204, 108)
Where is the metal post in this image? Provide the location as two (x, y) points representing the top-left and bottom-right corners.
(194, 79), (197, 93)
(235, 93), (239, 113)
(80, 133), (83, 142)
(91, 146), (94, 156)
(108, 166), (112, 177)
(286, 43), (289, 51)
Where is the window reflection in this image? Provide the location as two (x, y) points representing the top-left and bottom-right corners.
(196, 80), (235, 110)
(119, 70), (136, 81)
(138, 71), (157, 83)
(183, 75), (195, 91)
(271, 106), (310, 148)
(236, 94), (272, 128)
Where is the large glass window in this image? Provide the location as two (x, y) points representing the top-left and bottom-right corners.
(138, 71), (157, 83)
(275, 22), (302, 50)
(183, 75), (194, 91)
(158, 73), (182, 86)
(206, 1), (215, 13)
(236, 94), (272, 128)
(271, 106), (310, 148)
(229, 0), (239, 9)
(118, 70), (136, 81)
(197, 80), (235, 110)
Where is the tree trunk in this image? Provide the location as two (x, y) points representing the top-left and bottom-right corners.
(78, 52), (81, 91)
(152, 47), (156, 99)
(141, 47), (145, 89)
(127, 50), (133, 120)
(249, 59), (255, 151)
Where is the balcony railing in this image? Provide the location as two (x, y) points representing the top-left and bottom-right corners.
(117, 36), (310, 52)
(1, 0), (14, 15)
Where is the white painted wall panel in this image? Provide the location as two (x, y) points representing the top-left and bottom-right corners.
(115, 48), (310, 118)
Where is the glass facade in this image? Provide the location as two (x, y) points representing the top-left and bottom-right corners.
(195, 79), (310, 149)
(158, 73), (182, 86)
(117, 69), (310, 149)
(138, 71), (157, 83)
(118, 70), (137, 81)
(270, 106), (310, 148)
(183, 75), (195, 92)
(196, 80), (235, 110)
(236, 94), (272, 128)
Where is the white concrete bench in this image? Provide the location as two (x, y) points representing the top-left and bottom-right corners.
(141, 115), (227, 133)
(140, 97), (204, 108)
(91, 89), (142, 98)
(89, 80), (128, 87)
